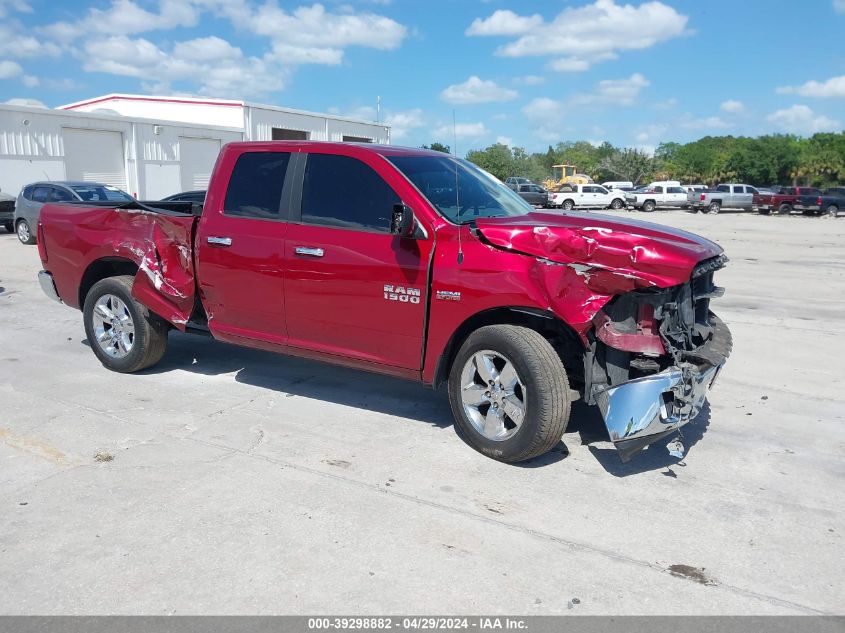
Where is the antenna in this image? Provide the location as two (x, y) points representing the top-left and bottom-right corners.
(376, 96), (381, 124)
(453, 109), (463, 264)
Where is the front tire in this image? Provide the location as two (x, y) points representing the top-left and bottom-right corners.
(448, 325), (571, 463)
(610, 198), (624, 210)
(83, 275), (169, 373)
(16, 219), (35, 244)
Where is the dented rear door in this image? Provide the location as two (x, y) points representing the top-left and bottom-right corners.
(195, 149), (293, 345)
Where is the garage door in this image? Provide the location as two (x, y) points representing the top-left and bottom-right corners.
(63, 128), (127, 190)
(180, 137), (221, 191)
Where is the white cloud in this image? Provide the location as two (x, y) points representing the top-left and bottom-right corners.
(466, 10), (543, 36)
(0, 59), (22, 78)
(720, 99), (744, 112)
(468, 0), (688, 71)
(523, 97), (565, 122)
(679, 115), (729, 130)
(22, 74), (39, 87)
(82, 35), (286, 98)
(384, 108), (425, 140)
(766, 105), (841, 135)
(571, 73), (649, 106)
(42, 0), (199, 42)
(330, 105), (424, 139)
(514, 74), (545, 86)
(654, 98), (677, 110)
(433, 122), (489, 140)
(778, 75), (845, 98)
(0, 0), (31, 17)
(440, 76), (518, 104)
(834, 0), (845, 13)
(496, 136), (513, 147)
(25, 1), (408, 98)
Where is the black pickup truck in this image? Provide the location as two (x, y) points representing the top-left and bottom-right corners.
(794, 187), (845, 216)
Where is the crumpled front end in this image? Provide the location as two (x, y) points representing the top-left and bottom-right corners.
(584, 254), (732, 461)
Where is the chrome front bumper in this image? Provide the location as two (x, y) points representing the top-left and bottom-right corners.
(38, 270), (62, 303)
(596, 362), (722, 461)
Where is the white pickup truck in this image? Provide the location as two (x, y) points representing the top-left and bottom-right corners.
(550, 184), (627, 210)
(625, 181), (689, 212)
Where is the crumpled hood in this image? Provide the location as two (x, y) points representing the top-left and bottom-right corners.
(475, 211), (723, 290)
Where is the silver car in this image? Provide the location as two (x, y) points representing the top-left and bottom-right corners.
(14, 181), (134, 244)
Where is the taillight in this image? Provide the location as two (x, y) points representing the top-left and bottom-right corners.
(37, 222), (47, 263)
(700, 193), (705, 201)
(817, 196), (823, 205)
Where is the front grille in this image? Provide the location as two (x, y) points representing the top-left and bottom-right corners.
(692, 254), (728, 279)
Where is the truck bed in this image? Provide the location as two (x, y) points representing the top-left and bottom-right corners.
(38, 200), (199, 328)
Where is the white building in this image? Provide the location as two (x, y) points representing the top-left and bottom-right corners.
(0, 94), (391, 200)
(60, 94), (390, 145)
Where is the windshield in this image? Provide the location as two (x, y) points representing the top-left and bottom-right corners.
(70, 185), (134, 202)
(386, 154), (533, 224)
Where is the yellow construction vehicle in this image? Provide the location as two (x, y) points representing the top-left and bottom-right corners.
(544, 164), (593, 191)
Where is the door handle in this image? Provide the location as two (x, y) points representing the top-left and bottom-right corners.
(207, 236), (232, 247)
(295, 246), (324, 257)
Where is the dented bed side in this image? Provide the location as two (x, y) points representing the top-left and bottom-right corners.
(37, 203), (197, 329)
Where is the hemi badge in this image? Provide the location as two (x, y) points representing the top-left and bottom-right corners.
(436, 290), (461, 301)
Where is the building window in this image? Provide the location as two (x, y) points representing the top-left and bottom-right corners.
(271, 128), (308, 141)
(342, 135), (372, 143)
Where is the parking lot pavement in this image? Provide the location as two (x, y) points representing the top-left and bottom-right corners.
(0, 211), (843, 616)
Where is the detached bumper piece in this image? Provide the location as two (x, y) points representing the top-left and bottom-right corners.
(595, 315), (732, 462)
(38, 270), (62, 303)
(596, 363), (721, 461)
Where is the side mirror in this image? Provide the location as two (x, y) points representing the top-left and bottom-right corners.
(391, 203), (415, 238)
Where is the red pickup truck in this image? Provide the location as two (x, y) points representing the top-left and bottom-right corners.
(753, 186), (820, 215)
(36, 141), (731, 463)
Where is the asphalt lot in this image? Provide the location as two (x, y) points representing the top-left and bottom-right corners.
(0, 211), (843, 615)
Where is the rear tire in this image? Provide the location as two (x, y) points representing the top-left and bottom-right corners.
(707, 201), (721, 214)
(562, 199), (574, 211)
(16, 219), (35, 244)
(826, 205), (839, 217)
(83, 275), (169, 373)
(778, 203), (792, 215)
(448, 325), (571, 463)
(642, 200), (656, 212)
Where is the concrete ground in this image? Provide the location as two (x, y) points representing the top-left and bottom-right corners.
(0, 210), (842, 615)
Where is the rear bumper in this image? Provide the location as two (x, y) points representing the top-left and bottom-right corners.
(38, 270), (62, 303)
(595, 316), (732, 461)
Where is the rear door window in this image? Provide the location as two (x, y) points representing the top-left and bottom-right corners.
(223, 152), (291, 219)
(300, 154), (400, 233)
(32, 186), (50, 203)
(49, 187), (74, 202)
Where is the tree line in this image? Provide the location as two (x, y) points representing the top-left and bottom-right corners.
(432, 133), (845, 188)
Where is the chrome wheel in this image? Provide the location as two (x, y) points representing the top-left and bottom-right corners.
(16, 221), (30, 243)
(459, 350), (527, 441)
(91, 294), (135, 358)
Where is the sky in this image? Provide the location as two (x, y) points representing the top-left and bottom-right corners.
(1, 0), (844, 154)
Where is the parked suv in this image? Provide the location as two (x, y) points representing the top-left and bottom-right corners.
(515, 183), (550, 207)
(505, 177), (532, 191)
(14, 181), (134, 244)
